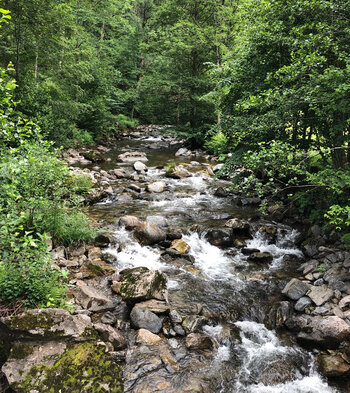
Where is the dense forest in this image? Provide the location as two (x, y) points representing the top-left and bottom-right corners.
(0, 0), (349, 320)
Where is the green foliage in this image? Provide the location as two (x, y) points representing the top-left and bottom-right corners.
(70, 174), (92, 195)
(116, 114), (139, 130)
(40, 207), (96, 247)
(205, 132), (229, 157)
(0, 38), (94, 307)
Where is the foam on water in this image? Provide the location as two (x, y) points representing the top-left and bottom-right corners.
(104, 228), (166, 271)
(184, 232), (241, 283)
(246, 228), (303, 270)
(234, 321), (336, 393)
(203, 325), (231, 363)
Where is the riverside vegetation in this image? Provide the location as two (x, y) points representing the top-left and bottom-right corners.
(0, 1), (350, 392)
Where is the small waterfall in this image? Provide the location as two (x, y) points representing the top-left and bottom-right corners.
(233, 321), (336, 393)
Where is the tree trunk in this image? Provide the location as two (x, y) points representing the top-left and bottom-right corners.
(34, 41), (39, 83)
(98, 23), (105, 60)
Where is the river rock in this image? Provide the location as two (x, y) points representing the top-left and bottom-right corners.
(307, 285), (334, 306)
(94, 323), (127, 350)
(170, 310), (183, 324)
(294, 296), (313, 312)
(136, 299), (171, 314)
(136, 328), (163, 345)
(130, 306), (163, 334)
(119, 266), (168, 303)
(213, 164), (224, 173)
(119, 151), (148, 163)
(146, 181), (166, 193)
(292, 315), (350, 347)
(225, 218), (251, 237)
(258, 362), (297, 385)
(214, 187), (229, 197)
(248, 252), (273, 264)
(339, 295), (350, 310)
(167, 227), (182, 240)
(167, 165), (192, 179)
(0, 308), (92, 340)
(185, 333), (214, 350)
(205, 228), (233, 248)
(2, 341), (123, 393)
(146, 215), (168, 229)
(175, 147), (190, 157)
(119, 215), (142, 230)
(170, 239), (190, 254)
(182, 315), (206, 334)
(74, 285), (114, 312)
(134, 222), (167, 245)
(318, 354), (350, 377)
(282, 279), (310, 301)
(134, 161), (147, 172)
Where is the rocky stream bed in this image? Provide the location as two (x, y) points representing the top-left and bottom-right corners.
(1, 126), (350, 392)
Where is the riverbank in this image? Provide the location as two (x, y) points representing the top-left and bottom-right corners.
(1, 127), (349, 392)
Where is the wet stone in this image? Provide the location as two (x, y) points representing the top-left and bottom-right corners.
(248, 252), (273, 264)
(307, 285), (334, 306)
(169, 310), (183, 324)
(185, 333), (214, 350)
(282, 278), (310, 301)
(130, 306), (163, 334)
(182, 315), (206, 334)
(294, 297), (313, 312)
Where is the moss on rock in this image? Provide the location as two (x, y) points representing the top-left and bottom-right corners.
(14, 342), (123, 393)
(8, 343), (34, 360)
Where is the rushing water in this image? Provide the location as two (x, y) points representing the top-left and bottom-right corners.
(85, 133), (344, 393)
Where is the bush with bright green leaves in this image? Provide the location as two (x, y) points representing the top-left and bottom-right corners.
(230, 141), (350, 234)
(205, 132), (230, 158)
(116, 114), (139, 131)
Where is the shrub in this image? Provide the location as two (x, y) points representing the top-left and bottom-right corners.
(205, 132), (229, 156)
(70, 174), (92, 195)
(116, 114), (139, 130)
(39, 207), (96, 247)
(0, 226), (68, 308)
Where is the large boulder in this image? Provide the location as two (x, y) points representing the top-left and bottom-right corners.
(134, 222), (166, 245)
(136, 300), (171, 314)
(74, 285), (114, 313)
(287, 315), (350, 348)
(130, 306), (163, 334)
(135, 329), (163, 345)
(119, 267), (168, 303)
(2, 341), (123, 393)
(0, 308), (92, 340)
(318, 353), (350, 377)
(93, 323), (126, 350)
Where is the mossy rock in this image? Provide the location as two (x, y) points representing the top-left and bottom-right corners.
(14, 342), (123, 393)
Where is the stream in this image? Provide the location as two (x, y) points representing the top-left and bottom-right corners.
(81, 130), (344, 393)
